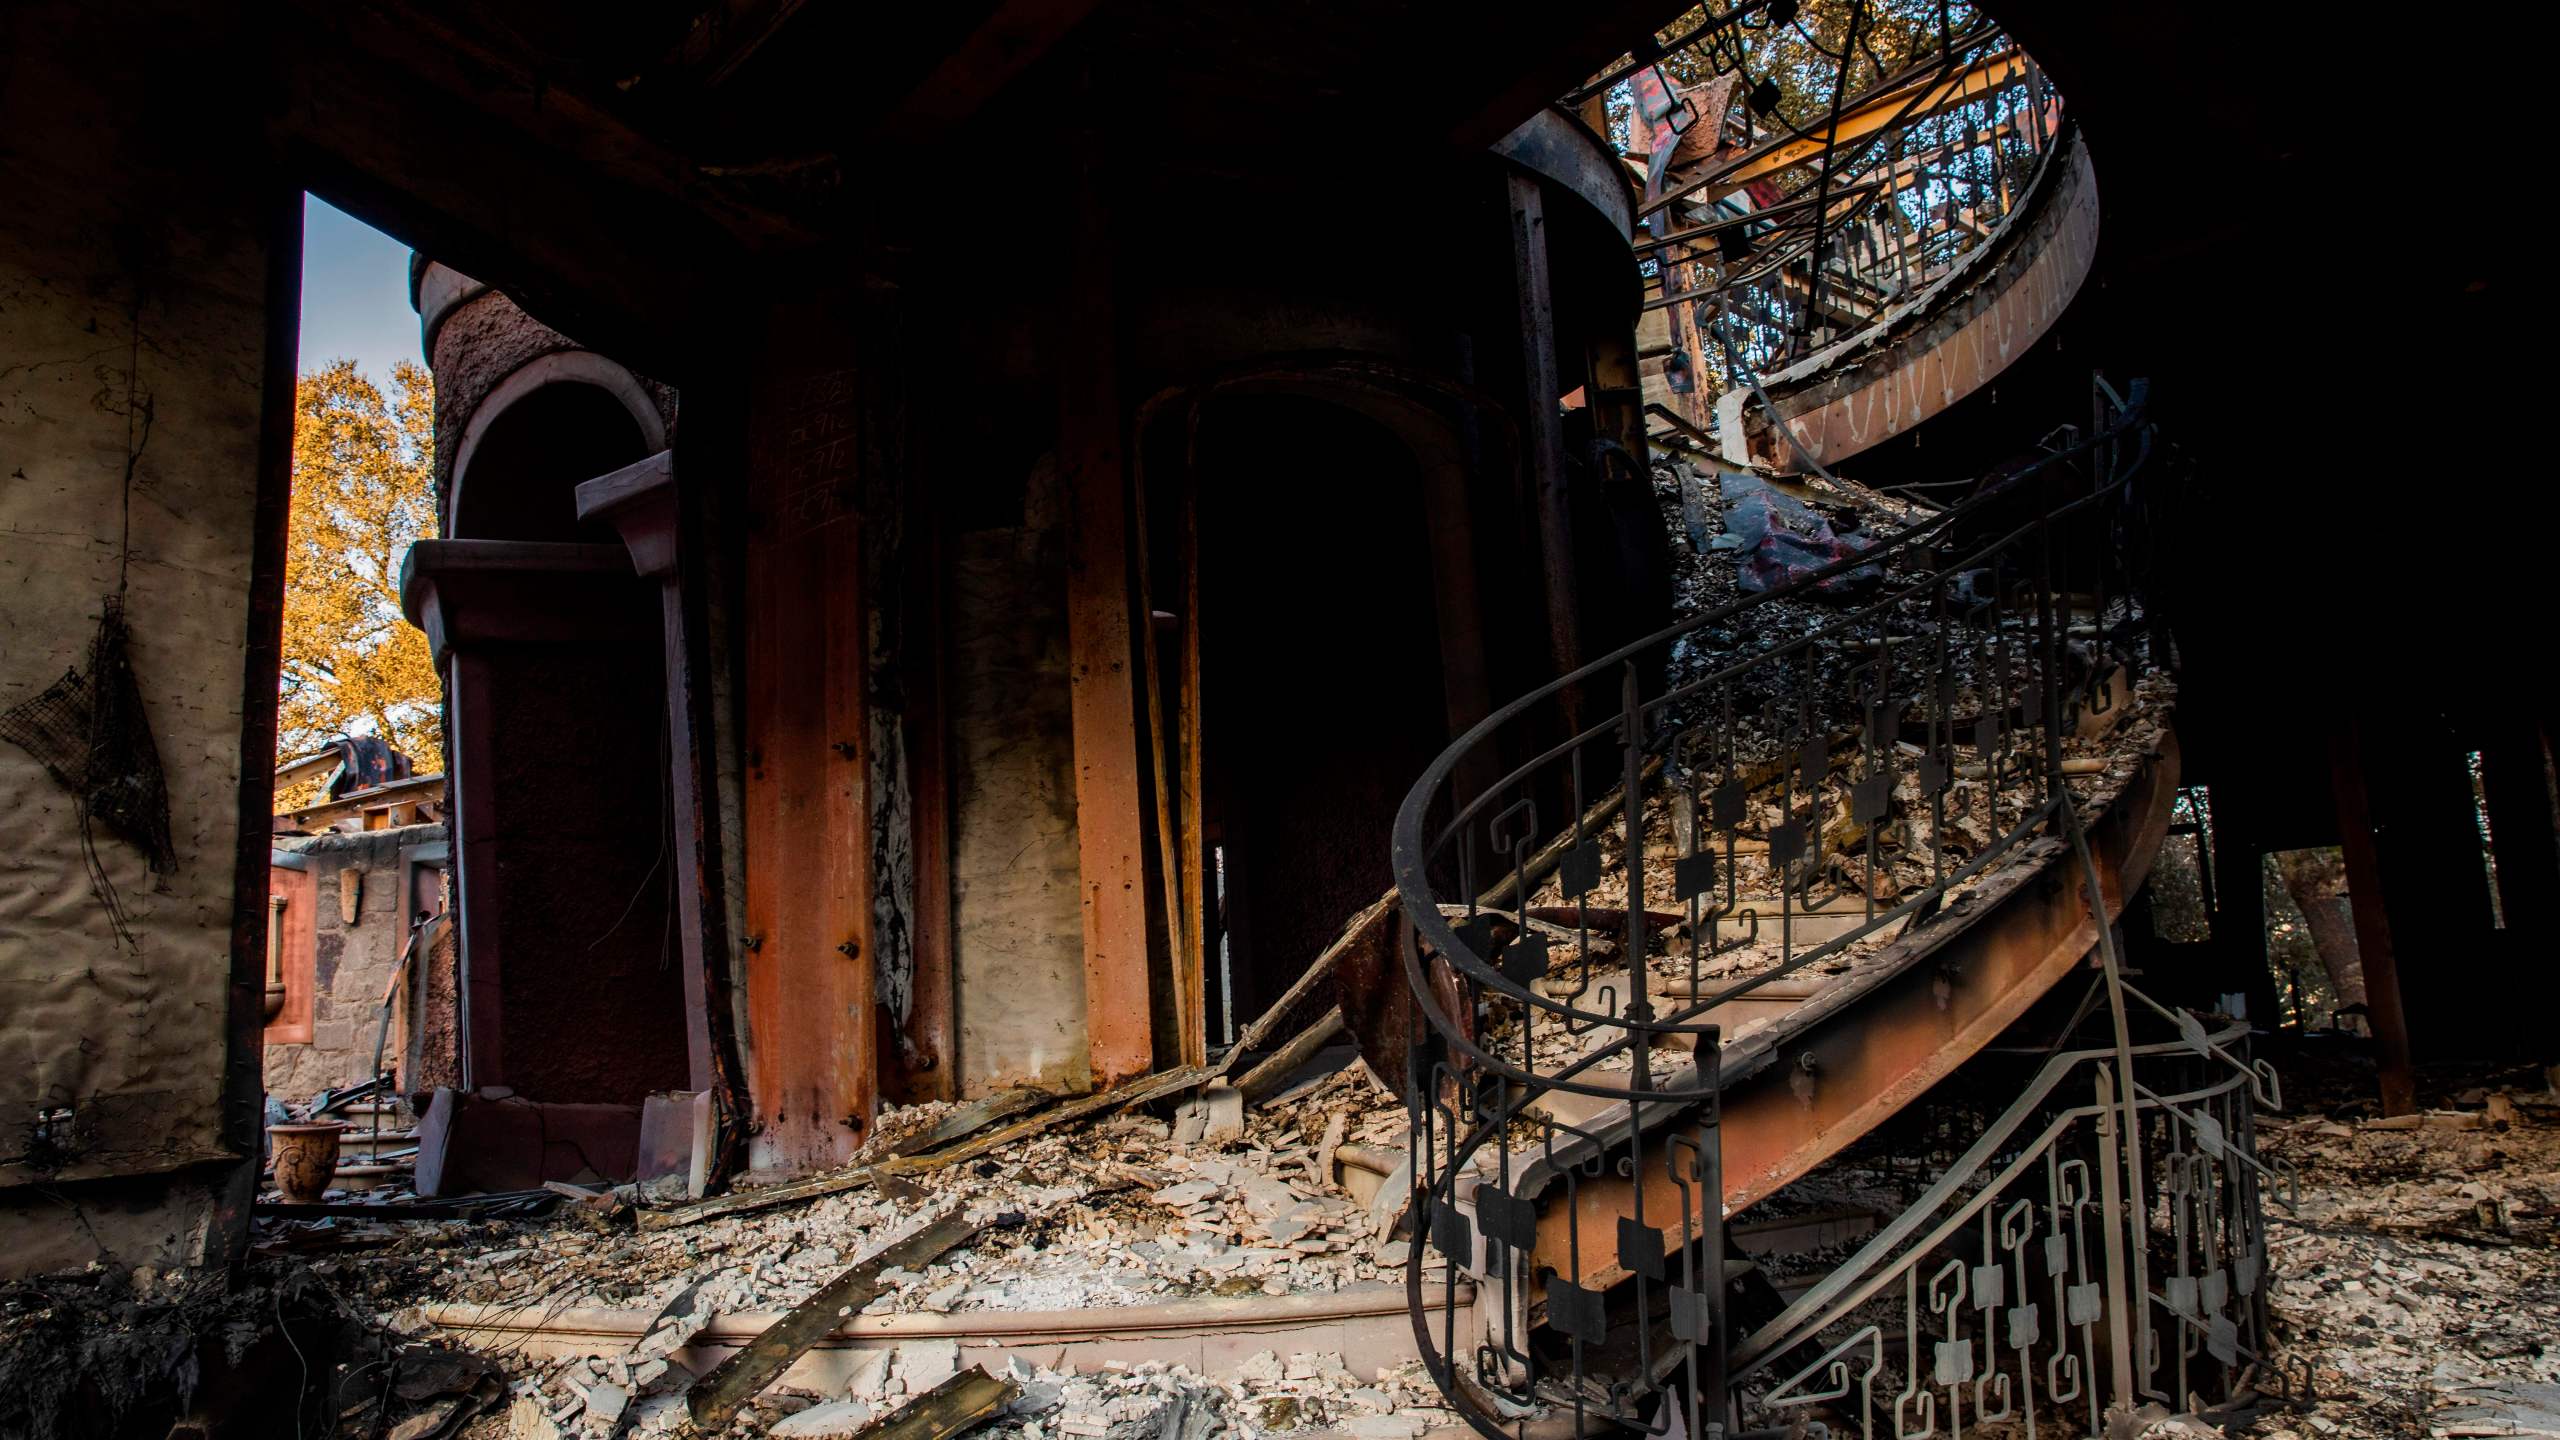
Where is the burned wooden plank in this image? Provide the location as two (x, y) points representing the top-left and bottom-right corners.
(888, 1086), (1046, 1158)
(637, 1164), (885, 1232)
(686, 1211), (984, 1431)
(892, 1064), (1214, 1172)
(857, 1365), (1022, 1440)
(1220, 890), (1396, 1073)
(1132, 456), (1198, 1070)
(639, 1068), (1211, 1231)
(1235, 1006), (1348, 1102)
(253, 1190), (559, 1222)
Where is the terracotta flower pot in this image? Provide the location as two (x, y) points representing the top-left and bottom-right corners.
(268, 1122), (345, 1205)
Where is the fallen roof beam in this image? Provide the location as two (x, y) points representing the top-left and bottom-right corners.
(687, 1210), (985, 1431)
(1642, 49), (2028, 220)
(635, 1064), (1212, 1232)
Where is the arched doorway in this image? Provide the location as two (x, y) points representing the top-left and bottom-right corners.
(422, 370), (691, 1120)
(450, 381), (655, 543)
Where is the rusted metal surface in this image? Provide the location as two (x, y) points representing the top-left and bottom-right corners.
(1531, 733), (2179, 1293)
(1506, 173), (1580, 713)
(1332, 901), (1464, 1109)
(1063, 148), (1155, 1091)
(743, 368), (876, 1173)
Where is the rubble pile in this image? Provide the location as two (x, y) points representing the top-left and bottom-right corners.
(2251, 1066), (2560, 1440)
(0, 1261), (347, 1440)
(266, 1057), (1431, 1436)
(474, 1347), (1456, 1440)
(325, 1078), (1413, 1332)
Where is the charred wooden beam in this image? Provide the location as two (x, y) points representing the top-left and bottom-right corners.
(1061, 125), (1154, 1090)
(687, 1210), (984, 1430)
(2329, 724), (2417, 1116)
(1507, 173), (1582, 706)
(270, 0), (795, 374)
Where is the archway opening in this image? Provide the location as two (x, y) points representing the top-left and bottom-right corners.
(443, 377), (690, 1120)
(451, 381), (650, 544)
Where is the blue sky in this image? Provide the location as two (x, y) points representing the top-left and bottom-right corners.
(298, 194), (422, 385)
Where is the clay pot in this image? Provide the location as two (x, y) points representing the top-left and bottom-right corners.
(267, 1122), (345, 1205)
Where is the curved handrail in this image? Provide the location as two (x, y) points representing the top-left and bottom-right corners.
(1391, 381), (2155, 1072)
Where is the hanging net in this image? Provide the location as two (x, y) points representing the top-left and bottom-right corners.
(2, 597), (177, 944)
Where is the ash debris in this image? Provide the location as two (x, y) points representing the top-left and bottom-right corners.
(2247, 1060), (2560, 1440)
(259, 1061), (1435, 1437)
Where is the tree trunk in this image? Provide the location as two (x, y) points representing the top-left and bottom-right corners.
(2277, 849), (2365, 1019)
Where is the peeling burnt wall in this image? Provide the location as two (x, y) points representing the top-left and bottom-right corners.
(0, 0), (284, 1274)
(413, 919), (464, 1095)
(947, 457), (1089, 1095)
(860, 310), (918, 1071)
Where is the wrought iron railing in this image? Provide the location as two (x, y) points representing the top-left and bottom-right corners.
(1735, 998), (2296, 1438)
(1620, 3), (2068, 396)
(1393, 378), (2208, 1438)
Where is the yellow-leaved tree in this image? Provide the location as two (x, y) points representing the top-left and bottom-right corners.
(277, 360), (443, 806)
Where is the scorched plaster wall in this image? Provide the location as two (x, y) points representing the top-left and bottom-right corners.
(0, 0), (287, 1274)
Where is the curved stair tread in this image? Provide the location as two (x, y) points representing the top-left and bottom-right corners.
(1509, 725), (2179, 1296)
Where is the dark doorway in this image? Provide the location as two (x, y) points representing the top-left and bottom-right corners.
(1192, 393), (1452, 1032)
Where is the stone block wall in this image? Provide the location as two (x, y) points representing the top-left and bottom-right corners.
(263, 824), (449, 1101)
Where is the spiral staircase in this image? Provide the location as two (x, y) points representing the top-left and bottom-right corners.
(1370, 9), (2287, 1437)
